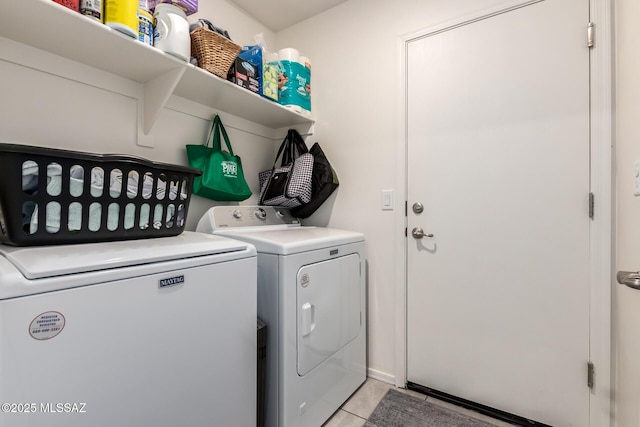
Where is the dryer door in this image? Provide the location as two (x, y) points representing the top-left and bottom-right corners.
(297, 253), (361, 376)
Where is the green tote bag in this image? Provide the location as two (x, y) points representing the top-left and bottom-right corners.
(186, 115), (252, 201)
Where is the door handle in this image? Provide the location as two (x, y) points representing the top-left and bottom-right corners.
(411, 227), (434, 239)
(301, 303), (316, 336)
(617, 271), (640, 290)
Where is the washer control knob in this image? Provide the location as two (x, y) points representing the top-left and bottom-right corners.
(255, 208), (267, 220)
(232, 209), (242, 219)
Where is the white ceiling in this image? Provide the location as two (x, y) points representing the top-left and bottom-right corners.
(228, 0), (348, 32)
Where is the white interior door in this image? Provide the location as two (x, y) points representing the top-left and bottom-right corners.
(406, 1), (590, 426)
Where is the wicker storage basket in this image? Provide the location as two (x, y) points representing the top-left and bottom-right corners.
(0, 143), (201, 246)
(190, 27), (242, 78)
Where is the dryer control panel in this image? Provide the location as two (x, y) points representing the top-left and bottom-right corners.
(200, 206), (300, 230)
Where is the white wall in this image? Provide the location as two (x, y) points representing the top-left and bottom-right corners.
(193, 0), (277, 51)
(276, 0), (519, 383)
(614, 0), (640, 425)
(0, 0), (278, 231)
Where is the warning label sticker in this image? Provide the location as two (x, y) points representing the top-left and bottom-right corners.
(29, 311), (65, 340)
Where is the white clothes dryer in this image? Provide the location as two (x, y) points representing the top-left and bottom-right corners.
(197, 206), (366, 427)
(0, 232), (257, 427)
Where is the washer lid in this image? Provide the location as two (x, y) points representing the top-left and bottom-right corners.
(214, 227), (364, 255)
(0, 231), (250, 279)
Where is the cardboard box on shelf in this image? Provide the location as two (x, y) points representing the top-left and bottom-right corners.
(149, 0), (197, 15)
(231, 45), (278, 101)
(228, 58), (260, 94)
(53, 0), (79, 12)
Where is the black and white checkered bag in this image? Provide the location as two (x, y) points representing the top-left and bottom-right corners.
(259, 130), (314, 208)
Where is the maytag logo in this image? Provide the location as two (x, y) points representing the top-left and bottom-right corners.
(159, 275), (185, 289)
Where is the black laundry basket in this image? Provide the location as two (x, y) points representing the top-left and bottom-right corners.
(0, 143), (201, 246)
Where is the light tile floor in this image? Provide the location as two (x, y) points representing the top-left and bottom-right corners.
(322, 378), (517, 427)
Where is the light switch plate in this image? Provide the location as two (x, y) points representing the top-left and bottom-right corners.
(382, 190), (394, 210)
(635, 161), (640, 197)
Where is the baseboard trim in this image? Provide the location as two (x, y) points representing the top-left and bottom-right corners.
(367, 368), (395, 385)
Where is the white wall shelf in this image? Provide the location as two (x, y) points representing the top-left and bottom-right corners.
(0, 0), (314, 140)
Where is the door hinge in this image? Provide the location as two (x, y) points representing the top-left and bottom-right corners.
(405, 200), (408, 216)
(589, 192), (595, 219)
(587, 22), (595, 48)
(587, 361), (595, 389)
(405, 227), (407, 237)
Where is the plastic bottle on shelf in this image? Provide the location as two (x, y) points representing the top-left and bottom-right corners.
(153, 3), (190, 61)
(80, 0), (103, 22)
(104, 0), (138, 38)
(137, 9), (153, 46)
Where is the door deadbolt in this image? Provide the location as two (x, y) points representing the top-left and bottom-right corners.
(412, 202), (424, 214)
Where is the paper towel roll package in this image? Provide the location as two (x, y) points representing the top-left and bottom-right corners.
(299, 56), (311, 117)
(262, 62), (279, 101)
(276, 48), (311, 113)
(278, 47), (300, 62)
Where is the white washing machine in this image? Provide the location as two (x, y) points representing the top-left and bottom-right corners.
(0, 231), (257, 427)
(197, 206), (366, 427)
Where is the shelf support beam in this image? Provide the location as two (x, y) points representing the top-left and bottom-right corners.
(137, 66), (186, 147)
